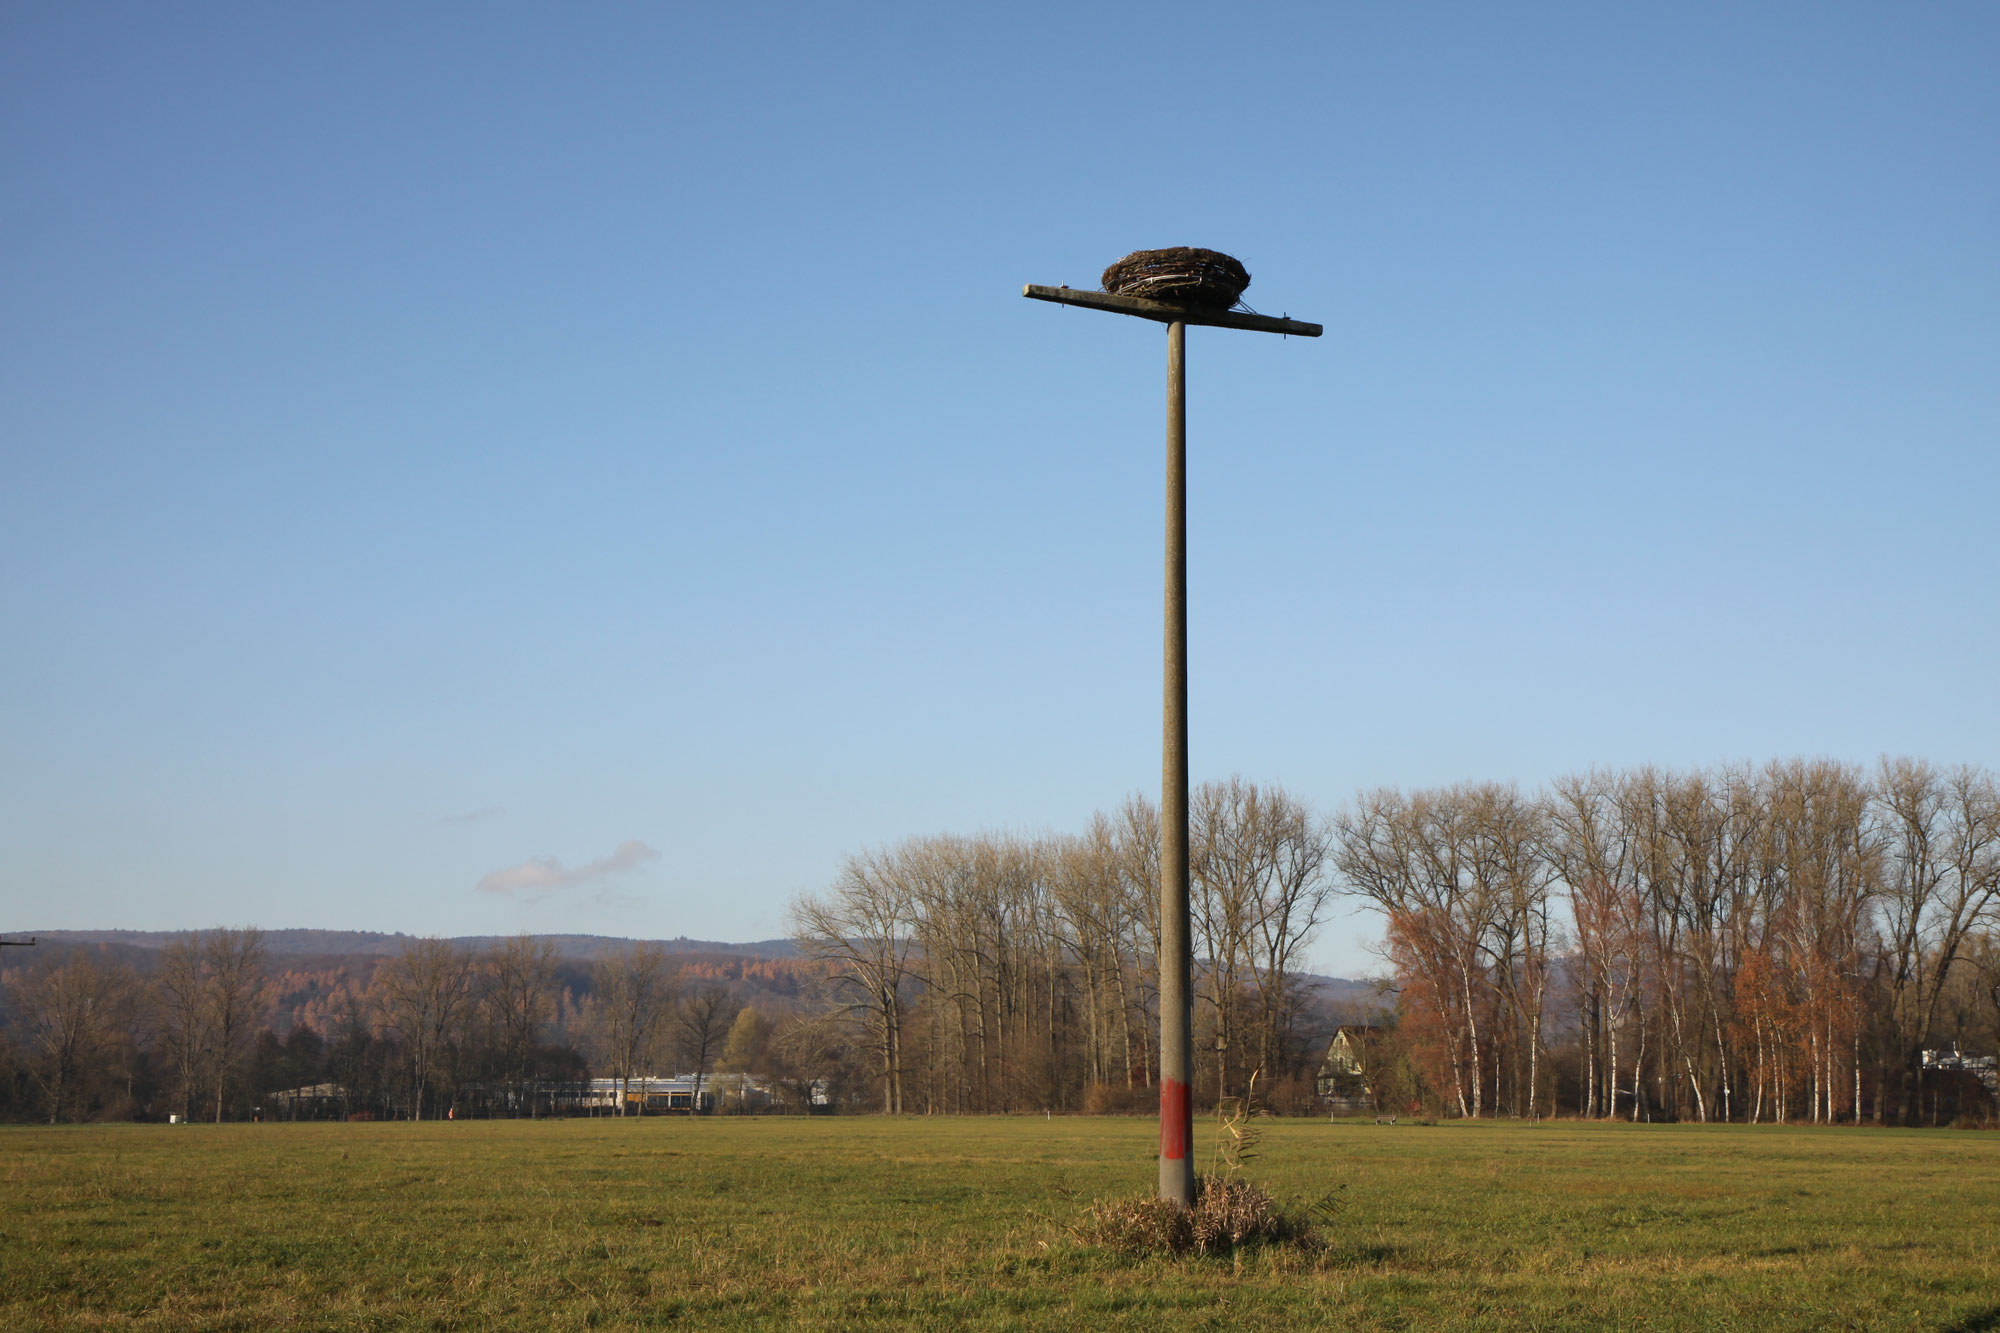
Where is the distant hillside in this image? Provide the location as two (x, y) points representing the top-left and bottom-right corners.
(6, 929), (1387, 1034)
(3, 930), (816, 1039)
(1299, 973), (1394, 1019)
(16, 929), (798, 960)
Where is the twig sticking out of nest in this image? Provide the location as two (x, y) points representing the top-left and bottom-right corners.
(1101, 248), (1250, 310)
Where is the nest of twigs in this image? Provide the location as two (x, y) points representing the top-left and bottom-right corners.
(1101, 247), (1250, 309)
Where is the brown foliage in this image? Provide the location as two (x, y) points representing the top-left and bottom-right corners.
(1262, 1074), (1320, 1118)
(1082, 1081), (1155, 1115)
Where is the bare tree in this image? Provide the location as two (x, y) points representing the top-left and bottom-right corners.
(1114, 796), (1163, 1090)
(1547, 772), (1642, 1119)
(590, 943), (676, 1115)
(768, 1012), (845, 1112)
(1468, 784), (1552, 1120)
(6, 954), (132, 1123)
(791, 849), (920, 1114)
(1051, 822), (1130, 1092)
(676, 984), (736, 1110)
(1763, 759), (1876, 1124)
(372, 937), (476, 1120)
(1190, 778), (1270, 1101)
(1874, 759), (2000, 1123)
(148, 927), (266, 1122)
(481, 935), (559, 1082)
(1246, 784), (1337, 1083)
(1337, 785), (1511, 1117)
(202, 928), (266, 1123)
(154, 934), (212, 1121)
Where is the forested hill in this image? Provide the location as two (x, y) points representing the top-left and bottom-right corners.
(7, 929), (1384, 1035)
(16, 929), (798, 960)
(7, 931), (817, 1040)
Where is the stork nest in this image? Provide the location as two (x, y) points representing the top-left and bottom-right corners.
(1101, 248), (1250, 309)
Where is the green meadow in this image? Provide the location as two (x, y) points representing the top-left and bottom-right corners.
(5, 1115), (1997, 1331)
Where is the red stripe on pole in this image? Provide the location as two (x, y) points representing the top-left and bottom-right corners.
(1159, 1078), (1190, 1160)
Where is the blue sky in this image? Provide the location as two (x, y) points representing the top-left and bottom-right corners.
(3, 3), (1995, 975)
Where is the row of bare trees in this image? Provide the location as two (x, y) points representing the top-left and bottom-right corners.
(4, 949), (137, 1123)
(3, 928), (272, 1124)
(12, 757), (1991, 1124)
(344, 938), (747, 1118)
(789, 778), (1344, 1114)
(1338, 759), (2000, 1124)
(152, 928), (268, 1121)
(0, 933), (750, 1122)
(586, 942), (738, 1113)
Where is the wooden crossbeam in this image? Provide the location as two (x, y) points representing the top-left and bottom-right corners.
(1021, 284), (1321, 337)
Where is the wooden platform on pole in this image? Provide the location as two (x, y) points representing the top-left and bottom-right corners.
(1021, 285), (1322, 337)
(1021, 275), (1320, 1207)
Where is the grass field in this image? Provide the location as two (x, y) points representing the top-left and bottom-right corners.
(5, 1115), (1999, 1331)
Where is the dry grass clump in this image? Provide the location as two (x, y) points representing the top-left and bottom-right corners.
(1075, 1073), (1332, 1258)
(1073, 1173), (1318, 1258)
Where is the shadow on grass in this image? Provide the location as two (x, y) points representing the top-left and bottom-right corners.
(1940, 1308), (2000, 1333)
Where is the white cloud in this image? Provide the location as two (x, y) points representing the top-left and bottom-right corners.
(475, 840), (659, 900)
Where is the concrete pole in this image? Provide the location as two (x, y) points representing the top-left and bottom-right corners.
(1158, 320), (1195, 1207)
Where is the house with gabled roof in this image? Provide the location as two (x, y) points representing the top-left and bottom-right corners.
(1315, 1025), (1381, 1115)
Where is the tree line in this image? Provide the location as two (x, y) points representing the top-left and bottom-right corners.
(789, 760), (1999, 1124)
(0, 932), (812, 1123)
(9, 757), (1995, 1125)
(1338, 758), (2000, 1124)
(787, 778), (1353, 1116)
